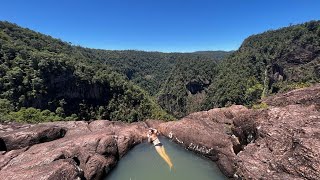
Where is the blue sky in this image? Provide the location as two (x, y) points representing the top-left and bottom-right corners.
(1, 0), (319, 52)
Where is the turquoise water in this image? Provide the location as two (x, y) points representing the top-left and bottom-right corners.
(105, 137), (227, 180)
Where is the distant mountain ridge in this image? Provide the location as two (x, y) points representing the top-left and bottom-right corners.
(0, 20), (319, 122)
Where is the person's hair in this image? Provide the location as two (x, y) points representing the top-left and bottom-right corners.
(148, 128), (159, 135)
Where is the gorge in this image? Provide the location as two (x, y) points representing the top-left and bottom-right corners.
(0, 18), (320, 180)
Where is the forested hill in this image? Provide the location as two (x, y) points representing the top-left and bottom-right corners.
(0, 21), (172, 122)
(83, 49), (231, 118)
(204, 20), (320, 109)
(0, 21), (230, 122)
(1, 20), (319, 123)
(79, 49), (230, 96)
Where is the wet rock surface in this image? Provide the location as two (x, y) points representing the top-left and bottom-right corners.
(0, 84), (319, 180)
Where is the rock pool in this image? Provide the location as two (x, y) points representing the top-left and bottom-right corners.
(105, 137), (227, 180)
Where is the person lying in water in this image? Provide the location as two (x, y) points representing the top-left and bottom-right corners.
(147, 128), (174, 170)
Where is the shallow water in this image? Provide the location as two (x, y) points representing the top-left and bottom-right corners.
(105, 137), (227, 180)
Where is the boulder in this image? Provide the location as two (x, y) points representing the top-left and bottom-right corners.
(0, 124), (66, 151)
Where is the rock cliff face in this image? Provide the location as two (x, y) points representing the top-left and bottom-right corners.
(0, 84), (319, 180)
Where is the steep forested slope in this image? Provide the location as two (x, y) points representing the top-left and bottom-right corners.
(83, 50), (230, 118)
(204, 21), (320, 109)
(81, 49), (230, 96)
(158, 57), (218, 117)
(2, 20), (317, 121)
(0, 21), (171, 122)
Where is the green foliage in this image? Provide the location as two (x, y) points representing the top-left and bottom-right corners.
(157, 57), (218, 118)
(1, 20), (319, 122)
(252, 102), (269, 110)
(87, 49), (230, 96)
(273, 81), (312, 93)
(0, 102), (77, 123)
(8, 107), (77, 123)
(0, 21), (172, 122)
(204, 20), (320, 109)
(82, 48), (230, 118)
(245, 78), (264, 104)
(10, 107), (45, 123)
(0, 98), (13, 122)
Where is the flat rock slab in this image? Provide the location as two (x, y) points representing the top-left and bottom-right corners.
(0, 120), (149, 180)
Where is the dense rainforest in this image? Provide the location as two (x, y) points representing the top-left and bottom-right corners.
(203, 20), (320, 109)
(84, 49), (230, 117)
(0, 21), (172, 122)
(0, 20), (319, 123)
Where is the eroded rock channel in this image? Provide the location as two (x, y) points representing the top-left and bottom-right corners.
(0, 84), (319, 180)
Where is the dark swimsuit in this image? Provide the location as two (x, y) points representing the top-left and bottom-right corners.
(154, 143), (163, 146)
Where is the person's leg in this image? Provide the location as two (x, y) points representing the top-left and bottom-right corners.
(158, 146), (173, 169)
(155, 146), (173, 169)
(160, 146), (173, 168)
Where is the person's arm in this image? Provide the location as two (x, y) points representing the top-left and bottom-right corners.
(155, 129), (160, 136)
(147, 132), (152, 143)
